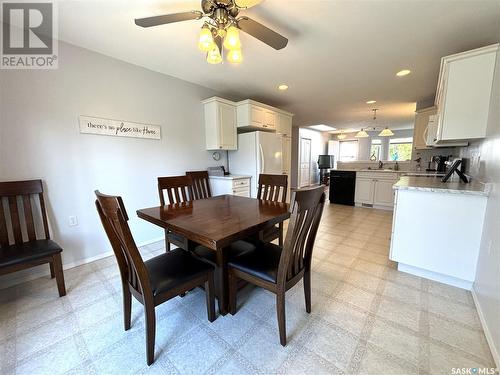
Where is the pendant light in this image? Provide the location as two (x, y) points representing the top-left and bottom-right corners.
(337, 132), (346, 140)
(378, 127), (394, 137)
(355, 128), (369, 138)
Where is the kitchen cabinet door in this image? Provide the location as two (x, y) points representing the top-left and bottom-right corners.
(413, 107), (436, 150)
(276, 113), (292, 136)
(282, 136), (291, 174)
(373, 179), (396, 207)
(264, 110), (276, 129)
(354, 178), (374, 204)
(203, 97), (237, 150)
(219, 102), (237, 150)
(435, 44), (498, 142)
(250, 105), (265, 127)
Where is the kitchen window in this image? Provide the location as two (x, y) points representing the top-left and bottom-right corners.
(389, 137), (413, 161)
(370, 139), (382, 161)
(339, 140), (359, 161)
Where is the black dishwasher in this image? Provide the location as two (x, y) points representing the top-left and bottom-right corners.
(329, 170), (356, 205)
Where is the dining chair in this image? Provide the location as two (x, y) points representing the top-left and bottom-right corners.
(186, 171), (212, 200)
(227, 186), (325, 346)
(95, 191), (216, 365)
(257, 174), (288, 246)
(0, 180), (66, 297)
(157, 175), (193, 251)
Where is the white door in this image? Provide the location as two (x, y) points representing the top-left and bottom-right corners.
(299, 137), (311, 187)
(373, 180), (396, 207)
(257, 132), (282, 174)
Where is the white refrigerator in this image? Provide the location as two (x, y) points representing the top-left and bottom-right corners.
(229, 131), (283, 198)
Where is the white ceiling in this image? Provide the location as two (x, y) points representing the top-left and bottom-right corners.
(55, 0), (500, 130)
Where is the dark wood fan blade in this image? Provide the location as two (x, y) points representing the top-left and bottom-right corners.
(237, 17), (288, 50)
(135, 11), (202, 28)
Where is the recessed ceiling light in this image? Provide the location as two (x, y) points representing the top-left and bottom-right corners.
(366, 100), (376, 104)
(278, 84), (288, 91)
(396, 69), (411, 77)
(309, 124), (336, 132)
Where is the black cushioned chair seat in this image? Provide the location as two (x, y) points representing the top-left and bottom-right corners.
(0, 240), (62, 268)
(228, 241), (283, 283)
(193, 240), (257, 264)
(145, 248), (213, 296)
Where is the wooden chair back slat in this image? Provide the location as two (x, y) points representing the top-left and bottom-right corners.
(186, 171), (211, 200)
(8, 196), (23, 245)
(0, 180), (50, 248)
(23, 195), (36, 241)
(158, 176), (193, 205)
(278, 187), (325, 285)
(0, 199), (9, 247)
(257, 174), (288, 203)
(95, 191), (152, 297)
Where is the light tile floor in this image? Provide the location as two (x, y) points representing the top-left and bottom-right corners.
(0, 204), (496, 374)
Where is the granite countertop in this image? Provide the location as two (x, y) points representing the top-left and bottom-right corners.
(208, 174), (251, 180)
(394, 176), (489, 196)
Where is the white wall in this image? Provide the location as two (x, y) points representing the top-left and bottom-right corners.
(468, 44), (500, 367)
(0, 41), (226, 285)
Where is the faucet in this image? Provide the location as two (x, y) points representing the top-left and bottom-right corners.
(378, 160), (383, 169)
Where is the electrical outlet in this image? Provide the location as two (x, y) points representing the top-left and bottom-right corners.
(68, 216), (78, 226)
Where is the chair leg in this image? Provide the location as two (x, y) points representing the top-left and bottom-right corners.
(123, 288), (132, 330)
(228, 271), (237, 315)
(144, 304), (156, 366)
(205, 273), (216, 322)
(276, 292), (286, 346)
(278, 223), (284, 247)
(49, 262), (55, 279)
(304, 270), (311, 314)
(165, 229), (170, 252)
(52, 253), (66, 297)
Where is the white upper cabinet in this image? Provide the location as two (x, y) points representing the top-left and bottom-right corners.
(435, 44), (498, 143)
(413, 107), (436, 150)
(276, 112), (293, 136)
(236, 99), (293, 133)
(203, 97), (237, 150)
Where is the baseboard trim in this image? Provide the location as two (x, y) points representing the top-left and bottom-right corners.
(471, 287), (500, 369)
(397, 263), (473, 290)
(0, 237), (164, 290)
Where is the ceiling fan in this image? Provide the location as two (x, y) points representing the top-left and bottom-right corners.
(134, 0), (288, 64)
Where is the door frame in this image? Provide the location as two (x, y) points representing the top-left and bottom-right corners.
(298, 137), (312, 188)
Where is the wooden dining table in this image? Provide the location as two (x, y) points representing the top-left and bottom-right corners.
(137, 194), (290, 315)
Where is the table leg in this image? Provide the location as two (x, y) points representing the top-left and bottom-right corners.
(215, 246), (229, 315)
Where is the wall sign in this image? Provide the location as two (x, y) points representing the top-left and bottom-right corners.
(79, 115), (161, 140)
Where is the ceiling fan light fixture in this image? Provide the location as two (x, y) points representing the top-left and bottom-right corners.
(227, 48), (243, 64)
(207, 45), (223, 64)
(198, 25), (215, 52)
(337, 133), (347, 140)
(223, 25), (241, 50)
(355, 128), (369, 138)
(378, 127), (394, 137)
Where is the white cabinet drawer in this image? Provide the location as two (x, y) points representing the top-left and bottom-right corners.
(357, 172), (398, 180)
(232, 186), (250, 197)
(232, 178), (249, 188)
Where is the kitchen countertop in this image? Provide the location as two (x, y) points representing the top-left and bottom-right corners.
(394, 176), (489, 196)
(208, 174), (251, 180)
